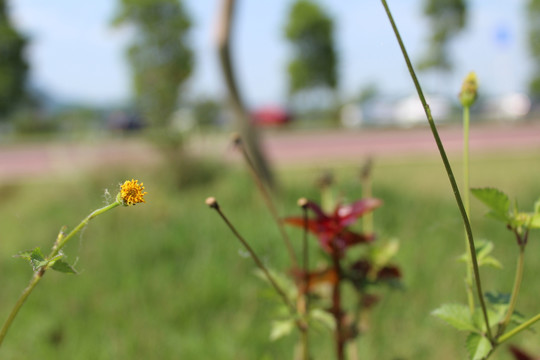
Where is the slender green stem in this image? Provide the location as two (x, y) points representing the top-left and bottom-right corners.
(462, 105), (475, 314)
(498, 245), (525, 335)
(0, 200), (121, 347)
(380, 0), (493, 342)
(209, 201), (296, 315)
(301, 201), (310, 360)
(0, 271), (43, 346)
(498, 311), (540, 344)
(51, 201), (121, 258)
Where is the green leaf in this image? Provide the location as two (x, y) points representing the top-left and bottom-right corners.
(51, 260), (78, 274)
(269, 319), (295, 341)
(471, 188), (510, 222)
(14, 247), (47, 271)
(475, 240), (502, 269)
(529, 213), (540, 229)
(432, 304), (478, 332)
(466, 333), (492, 360)
(309, 308), (335, 331)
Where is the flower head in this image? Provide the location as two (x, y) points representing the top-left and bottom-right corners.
(119, 179), (147, 206)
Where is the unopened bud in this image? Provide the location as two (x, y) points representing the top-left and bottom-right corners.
(297, 197), (309, 208)
(459, 72), (478, 107)
(205, 197), (219, 210)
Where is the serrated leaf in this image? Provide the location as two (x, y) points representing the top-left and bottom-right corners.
(15, 247), (48, 271)
(269, 319), (295, 341)
(466, 333), (492, 360)
(432, 304), (478, 332)
(51, 260), (77, 274)
(471, 188), (510, 222)
(485, 292), (510, 305)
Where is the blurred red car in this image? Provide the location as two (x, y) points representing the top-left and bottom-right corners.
(251, 106), (292, 126)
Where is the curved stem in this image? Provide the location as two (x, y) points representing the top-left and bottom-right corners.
(0, 200), (121, 347)
(380, 0), (493, 342)
(50, 201), (120, 258)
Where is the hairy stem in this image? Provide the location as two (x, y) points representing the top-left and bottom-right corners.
(380, 0), (493, 342)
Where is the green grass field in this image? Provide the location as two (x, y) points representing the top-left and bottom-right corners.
(1, 148), (540, 359)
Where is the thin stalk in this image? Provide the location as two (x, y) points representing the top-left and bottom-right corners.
(0, 200), (121, 347)
(498, 311), (540, 344)
(234, 136), (298, 267)
(206, 198), (296, 315)
(51, 201), (120, 258)
(0, 271), (43, 346)
(380, 0), (493, 342)
(498, 245), (525, 335)
(299, 198), (310, 360)
(462, 105), (475, 314)
(331, 248), (345, 360)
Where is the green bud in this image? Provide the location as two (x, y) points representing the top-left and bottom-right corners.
(459, 72), (478, 107)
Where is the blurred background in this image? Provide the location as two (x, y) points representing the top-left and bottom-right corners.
(1, 0), (540, 359)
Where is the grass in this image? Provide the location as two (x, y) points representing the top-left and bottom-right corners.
(1, 148), (540, 359)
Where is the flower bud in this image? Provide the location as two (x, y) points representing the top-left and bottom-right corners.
(459, 72), (478, 107)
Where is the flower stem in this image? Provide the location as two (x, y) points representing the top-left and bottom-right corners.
(50, 201), (121, 258)
(301, 200), (310, 360)
(0, 200), (121, 347)
(498, 311), (540, 344)
(330, 247), (345, 360)
(206, 198), (296, 315)
(379, 0), (493, 342)
(498, 245), (525, 336)
(462, 105), (475, 314)
(0, 271), (43, 346)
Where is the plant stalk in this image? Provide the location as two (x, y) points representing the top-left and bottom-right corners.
(380, 0), (493, 342)
(498, 311), (540, 344)
(462, 105), (475, 314)
(0, 200), (120, 347)
(331, 247), (345, 360)
(210, 202), (296, 315)
(498, 244), (525, 335)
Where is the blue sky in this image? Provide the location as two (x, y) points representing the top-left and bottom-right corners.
(10, 0), (531, 107)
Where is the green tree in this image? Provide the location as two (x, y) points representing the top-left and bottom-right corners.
(528, 0), (540, 98)
(113, 0), (193, 128)
(0, 0), (28, 119)
(417, 0), (467, 72)
(284, 0), (337, 97)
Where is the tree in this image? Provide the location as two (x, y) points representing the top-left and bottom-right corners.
(113, 0), (193, 128)
(527, 0), (540, 99)
(284, 0), (337, 97)
(417, 0), (467, 72)
(0, 0), (28, 119)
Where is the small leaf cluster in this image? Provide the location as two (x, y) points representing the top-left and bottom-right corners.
(15, 247), (77, 274)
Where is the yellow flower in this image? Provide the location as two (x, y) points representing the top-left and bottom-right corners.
(119, 179), (147, 206)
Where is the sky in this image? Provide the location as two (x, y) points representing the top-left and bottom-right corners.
(9, 0), (532, 108)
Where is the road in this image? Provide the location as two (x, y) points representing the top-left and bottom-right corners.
(1, 122), (540, 183)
